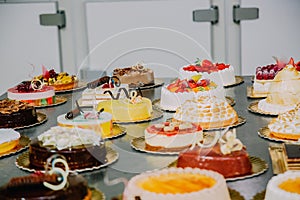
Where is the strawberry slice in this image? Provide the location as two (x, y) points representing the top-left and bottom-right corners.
(183, 65), (196, 71)
(288, 57), (295, 66)
(188, 79), (197, 88)
(201, 59), (213, 68)
(42, 65), (50, 80)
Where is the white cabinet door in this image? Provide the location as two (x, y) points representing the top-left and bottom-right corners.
(0, 2), (60, 95)
(85, 0), (211, 78)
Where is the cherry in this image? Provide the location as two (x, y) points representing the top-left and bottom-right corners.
(256, 71), (263, 79)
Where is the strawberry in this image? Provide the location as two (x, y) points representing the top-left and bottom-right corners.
(102, 83), (110, 88)
(288, 57), (295, 66)
(198, 79), (208, 87)
(183, 65), (196, 71)
(201, 59), (213, 68)
(217, 63), (226, 70)
(164, 122), (170, 126)
(188, 79), (197, 88)
(296, 61), (300, 71)
(42, 65), (50, 80)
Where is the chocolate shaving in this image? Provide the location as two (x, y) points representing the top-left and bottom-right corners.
(65, 100), (84, 119)
(7, 174), (58, 188)
(87, 76), (110, 89)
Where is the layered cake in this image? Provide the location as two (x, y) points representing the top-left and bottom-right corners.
(34, 67), (78, 91)
(253, 57), (300, 95)
(179, 58), (235, 86)
(144, 121), (203, 151)
(57, 111), (113, 138)
(29, 126), (107, 170)
(7, 80), (56, 106)
(258, 64), (300, 115)
(160, 76), (225, 111)
(173, 96), (238, 129)
(0, 129), (20, 154)
(0, 99), (38, 128)
(177, 129), (252, 178)
(265, 171), (300, 200)
(123, 167), (230, 200)
(113, 63), (154, 87)
(268, 104), (300, 140)
(97, 90), (153, 122)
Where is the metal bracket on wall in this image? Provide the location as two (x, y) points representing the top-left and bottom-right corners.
(193, 6), (219, 24)
(233, 5), (259, 24)
(39, 10), (66, 29)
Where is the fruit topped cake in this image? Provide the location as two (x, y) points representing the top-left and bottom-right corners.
(113, 63), (154, 87)
(0, 129), (20, 154)
(34, 66), (78, 91)
(179, 58), (235, 86)
(177, 129), (253, 178)
(7, 80), (56, 107)
(257, 62), (300, 115)
(160, 75), (225, 111)
(123, 167), (231, 200)
(253, 57), (300, 95)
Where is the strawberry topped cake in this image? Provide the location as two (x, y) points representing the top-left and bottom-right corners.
(160, 75), (225, 111)
(179, 58), (235, 87)
(253, 57), (300, 95)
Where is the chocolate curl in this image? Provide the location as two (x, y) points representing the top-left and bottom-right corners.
(98, 108), (104, 115)
(103, 87), (130, 100)
(110, 76), (121, 87)
(137, 87), (143, 97)
(87, 76), (110, 89)
(65, 100), (84, 119)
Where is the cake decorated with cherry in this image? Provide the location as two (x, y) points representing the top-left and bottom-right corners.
(144, 121), (203, 152)
(160, 75), (225, 111)
(179, 58), (235, 87)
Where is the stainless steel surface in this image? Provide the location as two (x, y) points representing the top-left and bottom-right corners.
(0, 76), (276, 200)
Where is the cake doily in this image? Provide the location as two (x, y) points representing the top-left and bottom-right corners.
(153, 96), (236, 112)
(247, 86), (267, 99)
(35, 96), (67, 108)
(15, 147), (118, 173)
(11, 112), (47, 130)
(103, 124), (126, 140)
(224, 76), (244, 88)
(251, 190), (265, 200)
(168, 155), (268, 181)
(247, 101), (278, 116)
(258, 127), (300, 144)
(0, 135), (30, 158)
(55, 81), (87, 94)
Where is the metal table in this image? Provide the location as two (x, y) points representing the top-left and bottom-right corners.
(0, 76), (276, 200)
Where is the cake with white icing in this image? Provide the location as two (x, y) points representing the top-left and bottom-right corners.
(160, 76), (225, 111)
(179, 59), (235, 87)
(0, 129), (20, 154)
(123, 167), (230, 200)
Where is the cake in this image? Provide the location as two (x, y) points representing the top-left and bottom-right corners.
(97, 90), (153, 122)
(0, 155), (92, 200)
(253, 57), (300, 95)
(144, 121), (203, 151)
(29, 126), (107, 170)
(265, 171), (300, 200)
(34, 67), (78, 91)
(7, 80), (56, 106)
(0, 99), (38, 128)
(57, 111), (113, 138)
(177, 129), (252, 178)
(179, 58), (235, 86)
(257, 64), (300, 115)
(268, 104), (300, 140)
(160, 75), (225, 111)
(113, 63), (154, 87)
(123, 167), (231, 200)
(0, 129), (20, 154)
(173, 96), (238, 129)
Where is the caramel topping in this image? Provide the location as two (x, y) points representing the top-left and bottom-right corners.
(0, 99), (32, 114)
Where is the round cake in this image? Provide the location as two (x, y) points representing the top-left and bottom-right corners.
(160, 76), (225, 111)
(0, 129), (20, 154)
(177, 129), (252, 178)
(179, 59), (235, 87)
(113, 63), (154, 87)
(268, 105), (300, 140)
(0, 99), (38, 128)
(29, 126), (107, 170)
(258, 64), (300, 114)
(0, 172), (91, 200)
(97, 95), (153, 122)
(7, 81), (56, 106)
(123, 167), (230, 200)
(144, 121), (203, 152)
(265, 171), (300, 200)
(173, 96), (238, 129)
(57, 111), (113, 138)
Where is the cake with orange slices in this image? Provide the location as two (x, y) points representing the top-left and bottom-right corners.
(160, 76), (225, 111)
(0, 129), (20, 154)
(123, 167), (230, 200)
(265, 171), (300, 200)
(179, 58), (235, 86)
(173, 96), (238, 129)
(144, 121), (203, 151)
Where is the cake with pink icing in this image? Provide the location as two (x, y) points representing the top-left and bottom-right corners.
(7, 81), (55, 106)
(179, 59), (235, 87)
(123, 167), (230, 200)
(160, 75), (225, 111)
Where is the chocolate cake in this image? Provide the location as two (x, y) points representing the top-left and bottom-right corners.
(0, 173), (91, 200)
(0, 99), (38, 128)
